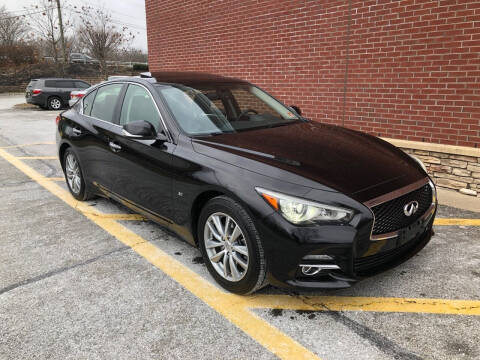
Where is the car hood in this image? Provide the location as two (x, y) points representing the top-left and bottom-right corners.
(192, 121), (426, 202)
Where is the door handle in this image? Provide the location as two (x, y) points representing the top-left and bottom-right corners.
(72, 127), (82, 135)
(109, 141), (122, 152)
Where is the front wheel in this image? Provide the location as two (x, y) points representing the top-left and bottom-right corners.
(198, 196), (267, 294)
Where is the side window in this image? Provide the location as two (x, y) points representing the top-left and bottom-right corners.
(120, 84), (161, 130)
(57, 80), (75, 88)
(90, 84), (123, 123)
(82, 89), (97, 115)
(44, 80), (56, 87)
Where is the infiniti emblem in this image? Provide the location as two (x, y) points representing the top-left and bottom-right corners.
(403, 200), (419, 216)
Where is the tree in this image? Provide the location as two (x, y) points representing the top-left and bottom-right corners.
(25, 0), (72, 63)
(0, 6), (28, 46)
(0, 43), (36, 75)
(117, 48), (148, 63)
(77, 7), (133, 78)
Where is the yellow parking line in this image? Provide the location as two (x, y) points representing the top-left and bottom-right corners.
(0, 147), (319, 360)
(45, 177), (65, 181)
(16, 156), (57, 160)
(0, 142), (55, 149)
(434, 218), (480, 226)
(247, 295), (480, 316)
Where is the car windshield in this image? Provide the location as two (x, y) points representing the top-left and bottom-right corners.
(155, 84), (301, 136)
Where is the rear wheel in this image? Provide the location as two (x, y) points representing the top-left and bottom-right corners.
(63, 148), (94, 201)
(198, 196), (267, 294)
(48, 96), (62, 110)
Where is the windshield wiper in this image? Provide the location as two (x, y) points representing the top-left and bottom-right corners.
(202, 130), (236, 137)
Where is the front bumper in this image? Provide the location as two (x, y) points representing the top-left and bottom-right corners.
(256, 197), (436, 290)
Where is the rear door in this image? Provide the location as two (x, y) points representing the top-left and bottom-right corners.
(109, 83), (175, 225)
(77, 83), (126, 192)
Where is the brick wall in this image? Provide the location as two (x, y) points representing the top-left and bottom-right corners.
(146, 0), (480, 147)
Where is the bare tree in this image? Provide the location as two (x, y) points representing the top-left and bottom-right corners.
(25, 0), (72, 63)
(76, 7), (133, 78)
(0, 6), (28, 46)
(0, 43), (36, 75)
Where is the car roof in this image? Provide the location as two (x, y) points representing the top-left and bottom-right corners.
(37, 78), (87, 81)
(150, 71), (249, 86)
(98, 72), (250, 89)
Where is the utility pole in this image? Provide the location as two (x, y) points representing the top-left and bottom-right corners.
(55, 0), (67, 74)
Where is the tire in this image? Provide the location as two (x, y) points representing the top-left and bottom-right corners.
(63, 148), (94, 201)
(198, 196), (268, 294)
(48, 96), (63, 110)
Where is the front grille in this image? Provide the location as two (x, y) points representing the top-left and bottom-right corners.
(371, 183), (432, 235)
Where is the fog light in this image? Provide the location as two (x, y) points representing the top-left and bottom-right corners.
(301, 266), (322, 276)
(299, 264), (340, 276)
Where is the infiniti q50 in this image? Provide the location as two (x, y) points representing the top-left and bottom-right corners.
(56, 72), (437, 294)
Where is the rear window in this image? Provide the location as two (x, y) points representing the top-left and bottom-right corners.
(44, 80), (56, 87)
(82, 89), (97, 116)
(27, 80), (37, 87)
(75, 81), (90, 89)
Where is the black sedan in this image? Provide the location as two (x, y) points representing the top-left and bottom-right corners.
(56, 72), (437, 294)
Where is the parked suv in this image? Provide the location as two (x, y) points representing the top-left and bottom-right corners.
(26, 78), (91, 110)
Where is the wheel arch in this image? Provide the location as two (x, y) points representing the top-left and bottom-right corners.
(59, 142), (71, 170)
(191, 190), (224, 245)
(190, 187), (258, 245)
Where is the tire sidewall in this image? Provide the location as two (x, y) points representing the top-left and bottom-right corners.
(63, 148), (87, 200)
(198, 196), (265, 294)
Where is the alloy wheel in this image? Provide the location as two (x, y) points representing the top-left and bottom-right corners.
(204, 212), (250, 282)
(65, 153), (81, 195)
(50, 98), (61, 110)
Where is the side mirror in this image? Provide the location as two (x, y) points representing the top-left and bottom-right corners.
(289, 105), (302, 116)
(122, 120), (157, 140)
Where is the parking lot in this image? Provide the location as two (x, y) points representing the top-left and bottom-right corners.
(0, 94), (479, 360)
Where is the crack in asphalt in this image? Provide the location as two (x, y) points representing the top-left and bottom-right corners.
(0, 246), (130, 296)
(298, 297), (424, 360)
(0, 180), (36, 187)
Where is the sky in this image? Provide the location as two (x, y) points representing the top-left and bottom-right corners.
(1, 0), (148, 51)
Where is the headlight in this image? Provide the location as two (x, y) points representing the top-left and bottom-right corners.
(255, 187), (354, 225)
(409, 154), (427, 173)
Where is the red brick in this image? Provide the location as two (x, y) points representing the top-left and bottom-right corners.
(146, 0), (480, 147)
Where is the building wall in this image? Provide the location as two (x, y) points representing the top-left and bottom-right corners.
(146, 0), (480, 147)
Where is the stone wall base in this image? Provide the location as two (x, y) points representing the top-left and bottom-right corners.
(384, 138), (480, 197)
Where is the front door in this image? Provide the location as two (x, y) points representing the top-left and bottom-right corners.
(109, 83), (175, 226)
